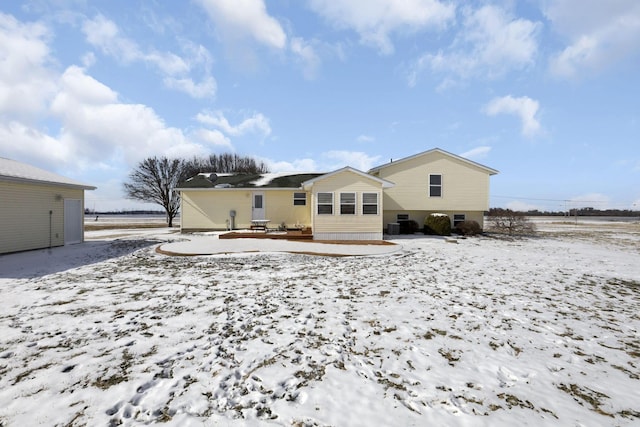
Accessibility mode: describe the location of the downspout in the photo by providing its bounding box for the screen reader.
[49,210,53,248]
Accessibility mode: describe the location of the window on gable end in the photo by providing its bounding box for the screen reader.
[429,174,442,197]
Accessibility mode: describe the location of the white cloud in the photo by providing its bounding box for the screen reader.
[409,5,540,86]
[144,51,190,76]
[82,14,191,74]
[164,76,216,99]
[196,110,271,138]
[0,13,57,120]
[290,37,321,80]
[0,59,211,172]
[309,0,455,54]
[264,158,319,173]
[356,135,375,143]
[0,121,70,168]
[194,129,233,150]
[545,0,640,78]
[483,95,541,137]
[82,14,140,63]
[196,0,286,49]
[196,1,332,79]
[460,146,491,160]
[323,150,381,171]
[262,150,382,173]
[54,64,118,105]
[49,66,208,165]
[81,14,215,98]
[81,51,96,67]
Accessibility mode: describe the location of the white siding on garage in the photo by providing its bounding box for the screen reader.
[0,181,85,254]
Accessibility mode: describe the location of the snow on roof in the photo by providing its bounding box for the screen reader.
[249,172,313,187]
[176,172,325,189]
[0,157,96,190]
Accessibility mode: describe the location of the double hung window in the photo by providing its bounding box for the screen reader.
[293,192,306,206]
[362,193,378,215]
[317,192,333,214]
[340,192,356,215]
[429,174,442,197]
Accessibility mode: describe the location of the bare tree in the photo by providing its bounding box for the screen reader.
[123,157,184,227]
[487,208,536,236]
[123,154,270,227]
[182,153,269,177]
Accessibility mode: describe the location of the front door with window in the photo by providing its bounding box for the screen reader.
[252,191,265,220]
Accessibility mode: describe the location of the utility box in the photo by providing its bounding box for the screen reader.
[387,223,400,235]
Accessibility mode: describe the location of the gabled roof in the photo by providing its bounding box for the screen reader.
[301,166,395,190]
[0,157,96,190]
[368,147,499,175]
[176,172,325,190]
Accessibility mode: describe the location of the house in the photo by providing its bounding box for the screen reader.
[176,148,498,240]
[0,158,96,254]
[368,148,499,230]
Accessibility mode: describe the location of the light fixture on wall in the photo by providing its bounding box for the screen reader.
[55,194,63,201]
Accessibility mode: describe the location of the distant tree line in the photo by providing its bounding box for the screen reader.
[123,153,269,227]
[84,209,166,215]
[498,208,640,217]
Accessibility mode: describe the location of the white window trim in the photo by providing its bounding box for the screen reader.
[293,192,306,206]
[453,214,466,227]
[362,192,379,215]
[317,192,334,215]
[429,174,442,197]
[340,192,356,215]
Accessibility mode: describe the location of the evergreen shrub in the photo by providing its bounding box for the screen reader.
[424,213,451,236]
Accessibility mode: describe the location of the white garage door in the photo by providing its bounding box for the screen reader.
[64,199,83,245]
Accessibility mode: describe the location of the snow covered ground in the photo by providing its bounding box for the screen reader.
[0,219,639,426]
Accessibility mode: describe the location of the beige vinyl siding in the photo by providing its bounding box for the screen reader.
[262,190,311,228]
[310,170,383,239]
[375,151,491,212]
[180,190,252,230]
[180,189,312,231]
[0,181,84,254]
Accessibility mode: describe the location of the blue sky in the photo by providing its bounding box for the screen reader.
[1,0,639,212]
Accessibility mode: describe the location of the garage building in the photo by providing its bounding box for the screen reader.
[0,157,96,254]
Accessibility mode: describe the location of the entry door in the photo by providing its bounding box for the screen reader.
[252,192,265,220]
[64,199,83,245]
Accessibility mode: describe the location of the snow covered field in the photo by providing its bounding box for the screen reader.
[0,219,639,426]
